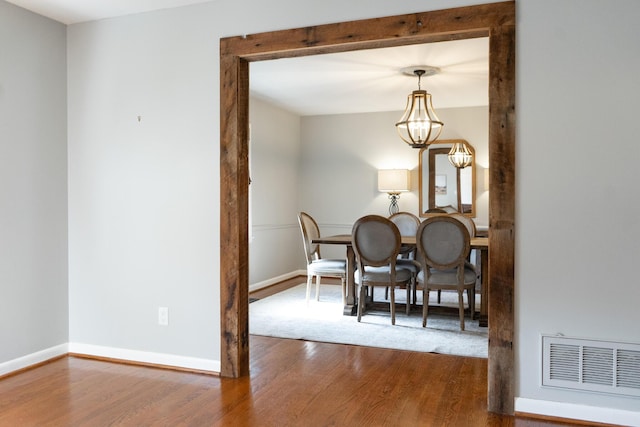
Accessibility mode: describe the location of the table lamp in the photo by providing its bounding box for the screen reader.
[378,169,410,215]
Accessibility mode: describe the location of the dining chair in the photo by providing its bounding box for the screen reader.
[388,211,421,260]
[425,208,447,213]
[415,215,477,331]
[449,213,476,238]
[388,211,422,303]
[352,215,412,325]
[297,212,347,304]
[436,212,478,303]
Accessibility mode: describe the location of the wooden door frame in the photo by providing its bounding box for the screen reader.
[220,1,515,414]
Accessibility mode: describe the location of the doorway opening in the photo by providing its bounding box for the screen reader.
[220,2,515,414]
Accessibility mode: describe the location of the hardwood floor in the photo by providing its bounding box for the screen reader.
[0,279,600,426]
[0,337,593,426]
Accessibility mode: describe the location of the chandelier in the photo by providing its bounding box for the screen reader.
[447,141,473,168]
[395,67,443,148]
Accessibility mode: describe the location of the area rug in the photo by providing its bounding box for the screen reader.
[250,283,487,358]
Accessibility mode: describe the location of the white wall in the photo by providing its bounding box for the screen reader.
[0,2,68,365]
[66,6,221,361]
[249,97,303,286]
[5,0,638,423]
[516,0,640,420]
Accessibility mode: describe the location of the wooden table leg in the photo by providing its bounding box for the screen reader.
[343,245,357,315]
[479,247,489,327]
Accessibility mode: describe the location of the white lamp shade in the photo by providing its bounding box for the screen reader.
[378,169,410,193]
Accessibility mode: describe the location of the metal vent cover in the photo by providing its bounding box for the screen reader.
[542,335,640,397]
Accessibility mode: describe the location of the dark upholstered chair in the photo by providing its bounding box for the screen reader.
[389,211,421,260]
[388,211,421,302]
[415,215,476,330]
[352,215,412,325]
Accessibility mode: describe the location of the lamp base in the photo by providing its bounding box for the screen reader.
[388,193,400,215]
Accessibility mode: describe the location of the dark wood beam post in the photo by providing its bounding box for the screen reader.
[219,53,250,377]
[488,22,516,414]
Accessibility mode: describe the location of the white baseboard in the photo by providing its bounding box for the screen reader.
[68,343,220,373]
[249,270,306,292]
[0,344,68,377]
[515,397,640,427]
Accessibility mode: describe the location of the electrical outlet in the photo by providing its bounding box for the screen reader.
[158,307,169,326]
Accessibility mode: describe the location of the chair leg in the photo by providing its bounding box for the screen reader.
[390,286,396,325]
[315,275,321,301]
[406,285,411,316]
[458,290,465,331]
[341,277,347,305]
[306,274,314,303]
[412,276,417,308]
[357,284,366,322]
[422,289,429,327]
[467,288,475,320]
[437,289,441,304]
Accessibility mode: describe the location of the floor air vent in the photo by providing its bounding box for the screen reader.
[542,335,640,397]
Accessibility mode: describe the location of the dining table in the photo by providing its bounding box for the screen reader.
[312,234,490,327]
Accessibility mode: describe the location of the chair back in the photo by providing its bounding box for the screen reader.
[416,215,470,270]
[389,211,421,259]
[298,212,321,263]
[425,208,447,213]
[352,215,401,269]
[449,213,476,238]
[388,212,420,237]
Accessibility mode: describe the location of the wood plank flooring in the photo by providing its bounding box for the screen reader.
[0,277,596,426]
[0,336,592,427]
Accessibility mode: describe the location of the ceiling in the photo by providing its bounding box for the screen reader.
[9,0,489,117]
[250,38,489,116]
[6,0,212,25]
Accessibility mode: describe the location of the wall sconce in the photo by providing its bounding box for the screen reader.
[378,169,410,215]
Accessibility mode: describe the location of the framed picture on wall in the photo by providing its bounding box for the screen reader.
[435,174,447,195]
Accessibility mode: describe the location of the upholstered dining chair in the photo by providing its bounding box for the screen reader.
[389,211,421,260]
[425,207,447,213]
[388,211,422,303]
[352,215,412,325]
[297,212,347,304]
[415,215,477,331]
[437,212,477,303]
[449,213,476,239]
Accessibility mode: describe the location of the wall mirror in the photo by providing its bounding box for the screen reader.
[419,139,476,218]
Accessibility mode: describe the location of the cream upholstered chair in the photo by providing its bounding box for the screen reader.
[352,215,412,325]
[415,215,477,331]
[297,212,347,303]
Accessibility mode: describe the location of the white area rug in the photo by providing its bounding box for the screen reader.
[250,283,487,358]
